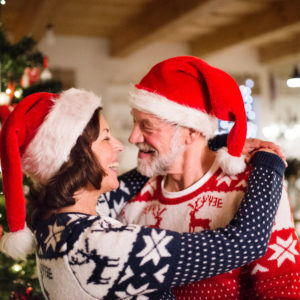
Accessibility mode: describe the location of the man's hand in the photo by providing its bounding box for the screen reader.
[243,138,287,166]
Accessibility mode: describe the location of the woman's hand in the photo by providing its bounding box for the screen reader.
[244,140,287,166]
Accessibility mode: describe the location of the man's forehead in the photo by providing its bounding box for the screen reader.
[130,108,164,123]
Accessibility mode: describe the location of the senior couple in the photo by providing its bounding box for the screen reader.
[0,56,299,299]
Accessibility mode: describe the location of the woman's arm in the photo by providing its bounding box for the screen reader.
[169,151,284,286]
[208,133,286,163]
[81,151,285,298]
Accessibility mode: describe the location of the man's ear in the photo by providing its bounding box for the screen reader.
[185,128,200,145]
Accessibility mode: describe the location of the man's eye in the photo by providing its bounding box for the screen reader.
[141,124,152,131]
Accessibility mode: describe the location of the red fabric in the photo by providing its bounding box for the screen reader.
[120,165,300,299]
[0,105,11,124]
[136,56,247,157]
[173,229,300,300]
[0,92,57,232]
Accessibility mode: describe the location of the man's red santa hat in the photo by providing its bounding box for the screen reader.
[129,56,247,175]
[0,88,102,260]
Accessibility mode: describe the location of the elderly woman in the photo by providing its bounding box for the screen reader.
[0,89,285,299]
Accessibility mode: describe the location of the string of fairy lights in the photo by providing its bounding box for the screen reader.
[218,78,257,138]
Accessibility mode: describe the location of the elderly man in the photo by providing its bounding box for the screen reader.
[100,56,300,299]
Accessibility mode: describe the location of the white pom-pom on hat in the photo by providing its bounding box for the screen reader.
[216,147,246,176]
[0,227,35,260]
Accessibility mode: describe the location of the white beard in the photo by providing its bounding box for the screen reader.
[137,127,186,177]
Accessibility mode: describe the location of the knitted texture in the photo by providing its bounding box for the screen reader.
[119,153,300,299]
[35,153,284,299]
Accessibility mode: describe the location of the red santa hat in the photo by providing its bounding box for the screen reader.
[129,56,247,175]
[0,88,102,260]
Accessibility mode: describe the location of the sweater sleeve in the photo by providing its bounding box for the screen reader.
[96,169,149,218]
[240,188,300,299]
[74,151,286,299]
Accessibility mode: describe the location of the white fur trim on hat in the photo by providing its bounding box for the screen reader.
[216,147,246,175]
[0,226,35,260]
[129,88,217,139]
[22,88,102,185]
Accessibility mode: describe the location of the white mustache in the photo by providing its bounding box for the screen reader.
[136,143,156,152]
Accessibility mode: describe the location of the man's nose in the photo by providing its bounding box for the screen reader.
[128,125,144,144]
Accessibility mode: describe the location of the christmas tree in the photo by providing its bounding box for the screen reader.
[0,22,62,114]
[0,22,62,300]
[0,191,43,300]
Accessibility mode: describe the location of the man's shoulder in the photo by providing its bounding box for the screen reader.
[128,176,162,203]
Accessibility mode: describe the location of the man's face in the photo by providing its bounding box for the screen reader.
[129,109,185,177]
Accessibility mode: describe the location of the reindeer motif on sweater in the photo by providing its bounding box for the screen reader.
[188,198,211,232]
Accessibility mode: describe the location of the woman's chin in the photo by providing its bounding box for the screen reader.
[101,171,119,192]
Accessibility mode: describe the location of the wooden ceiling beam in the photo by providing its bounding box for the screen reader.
[9,0,43,41]
[191,0,300,57]
[110,0,235,57]
[12,0,67,42]
[259,35,300,64]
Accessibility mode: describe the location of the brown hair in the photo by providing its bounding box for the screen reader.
[26,108,105,229]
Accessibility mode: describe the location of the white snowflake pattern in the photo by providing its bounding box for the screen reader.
[137,229,173,266]
[115,283,153,299]
[44,222,65,252]
[216,173,237,187]
[141,179,157,196]
[268,234,300,267]
[154,265,170,283]
[119,266,134,284]
[251,263,269,275]
[119,180,131,195]
[110,196,126,217]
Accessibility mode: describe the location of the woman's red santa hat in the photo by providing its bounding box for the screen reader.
[0,88,102,260]
[129,56,247,175]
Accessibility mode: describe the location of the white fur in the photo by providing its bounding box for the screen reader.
[22,88,102,185]
[129,88,217,139]
[0,226,35,260]
[216,147,246,175]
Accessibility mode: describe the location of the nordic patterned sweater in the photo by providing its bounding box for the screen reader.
[35,152,284,300]
[118,152,300,299]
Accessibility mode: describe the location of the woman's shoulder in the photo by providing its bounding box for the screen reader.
[34,213,99,258]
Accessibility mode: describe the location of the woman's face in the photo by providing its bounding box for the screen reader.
[91,114,124,193]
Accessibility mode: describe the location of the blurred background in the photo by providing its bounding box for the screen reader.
[0,0,299,298]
